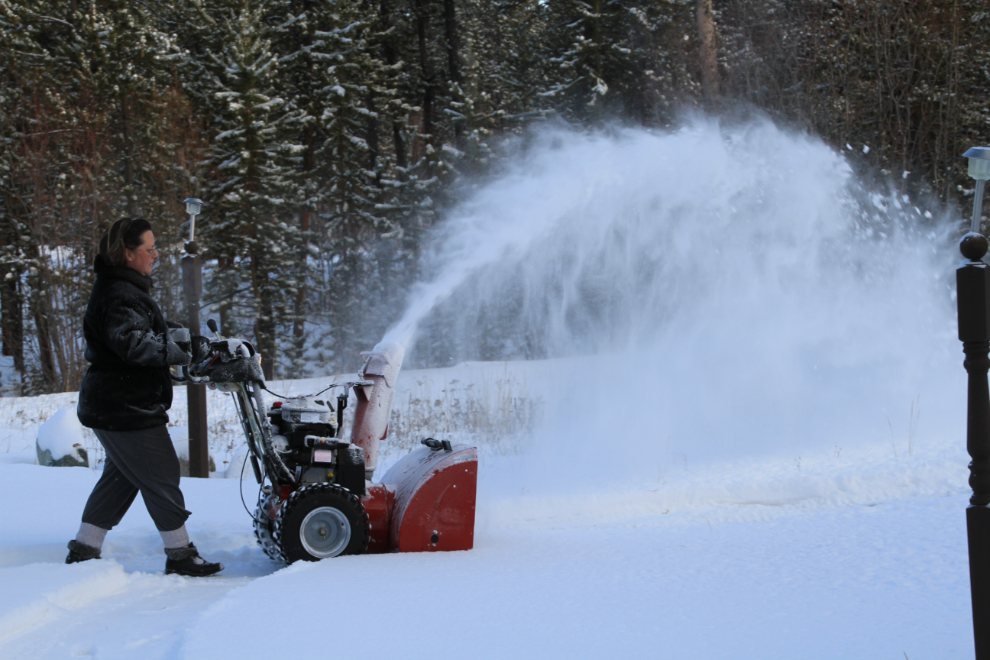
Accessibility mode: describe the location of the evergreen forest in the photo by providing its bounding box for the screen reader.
[1,0,989,394]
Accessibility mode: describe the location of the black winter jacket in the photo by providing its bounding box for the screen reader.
[77,256,190,431]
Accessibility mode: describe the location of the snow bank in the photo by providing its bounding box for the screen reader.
[480,438,970,532]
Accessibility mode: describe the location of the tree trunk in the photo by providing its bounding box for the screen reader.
[118,90,136,217]
[442,0,463,148]
[252,247,276,381]
[1,271,25,374]
[217,256,233,337]
[293,211,310,344]
[414,0,435,146]
[32,291,59,392]
[378,0,408,172]
[696,0,718,109]
[443,0,461,86]
[367,94,381,176]
[294,128,315,344]
[24,239,60,392]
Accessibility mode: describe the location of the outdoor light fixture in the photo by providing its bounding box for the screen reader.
[180,196,208,476]
[183,197,203,242]
[963,147,990,233]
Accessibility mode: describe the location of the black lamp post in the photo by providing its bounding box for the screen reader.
[181,197,209,478]
[958,146,990,660]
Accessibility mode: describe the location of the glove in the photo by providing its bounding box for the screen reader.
[191,335,211,364]
[166,324,193,367]
[168,326,192,351]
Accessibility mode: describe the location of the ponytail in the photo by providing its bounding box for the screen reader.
[99,218,152,266]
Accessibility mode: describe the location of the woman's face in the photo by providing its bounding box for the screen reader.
[125,230,157,276]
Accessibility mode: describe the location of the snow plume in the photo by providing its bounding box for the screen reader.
[384,118,962,492]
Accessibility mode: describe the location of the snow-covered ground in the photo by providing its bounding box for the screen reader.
[0,360,977,659]
[1,121,978,658]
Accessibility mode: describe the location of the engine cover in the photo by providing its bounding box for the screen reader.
[267,397,337,448]
[266,397,365,495]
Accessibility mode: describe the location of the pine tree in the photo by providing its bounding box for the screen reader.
[540,0,674,125]
[311,0,403,371]
[200,3,303,379]
[440,0,555,178]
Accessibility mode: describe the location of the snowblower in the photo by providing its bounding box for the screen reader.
[175,321,478,563]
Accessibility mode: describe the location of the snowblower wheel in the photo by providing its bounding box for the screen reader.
[274,483,370,562]
[253,494,283,561]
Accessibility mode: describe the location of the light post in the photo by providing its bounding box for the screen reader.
[181,198,209,478]
[958,147,990,660]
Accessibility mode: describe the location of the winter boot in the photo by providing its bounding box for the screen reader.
[164,543,224,577]
[66,540,102,564]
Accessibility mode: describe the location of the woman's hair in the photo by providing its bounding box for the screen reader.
[99,218,152,266]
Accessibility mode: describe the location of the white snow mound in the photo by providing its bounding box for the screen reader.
[36,407,87,463]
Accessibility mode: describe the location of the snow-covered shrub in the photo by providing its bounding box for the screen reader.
[36,408,88,467]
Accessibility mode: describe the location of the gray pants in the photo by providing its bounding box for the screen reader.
[82,425,191,532]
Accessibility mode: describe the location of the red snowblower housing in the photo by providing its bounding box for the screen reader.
[185,333,478,563]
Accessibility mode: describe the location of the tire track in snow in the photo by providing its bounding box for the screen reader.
[0,547,280,659]
[0,561,130,643]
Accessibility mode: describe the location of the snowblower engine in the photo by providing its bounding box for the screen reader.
[265,397,366,494]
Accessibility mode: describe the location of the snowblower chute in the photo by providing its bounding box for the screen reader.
[180,329,478,563]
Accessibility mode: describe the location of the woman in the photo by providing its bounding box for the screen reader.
[68,217,222,577]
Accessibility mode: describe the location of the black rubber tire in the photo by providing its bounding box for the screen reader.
[274,483,370,563]
[253,494,284,561]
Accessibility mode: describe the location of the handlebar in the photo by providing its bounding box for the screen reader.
[169,362,214,385]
